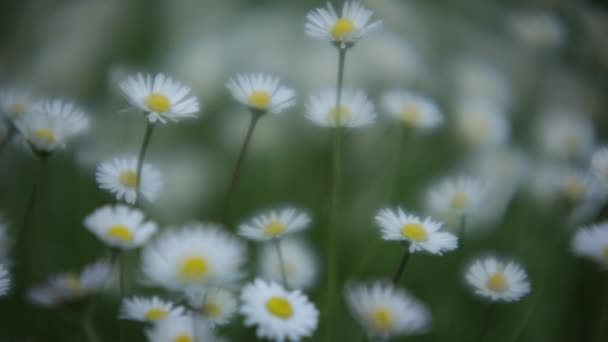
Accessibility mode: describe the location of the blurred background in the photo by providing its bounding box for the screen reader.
[1,0,608,340]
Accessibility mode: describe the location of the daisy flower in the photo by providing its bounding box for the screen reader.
[258,239,318,289]
[381,91,443,130]
[465,256,531,302]
[226,73,296,115]
[238,207,311,241]
[186,287,238,326]
[146,316,215,342]
[305,88,376,128]
[375,208,457,255]
[426,176,487,222]
[141,223,246,291]
[0,88,32,120]
[16,99,88,154]
[0,264,10,296]
[305,1,381,48]
[572,222,608,267]
[345,281,430,339]
[83,204,157,249]
[119,73,200,123]
[96,156,163,204]
[240,278,319,342]
[536,110,594,162]
[555,168,592,205]
[591,147,608,189]
[508,11,566,49]
[120,296,185,323]
[454,100,510,148]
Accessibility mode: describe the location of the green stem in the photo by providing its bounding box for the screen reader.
[134,121,155,207]
[391,242,411,284]
[444,214,468,337]
[273,239,288,288]
[83,301,101,342]
[478,304,496,342]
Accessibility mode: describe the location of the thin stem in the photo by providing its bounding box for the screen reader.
[444,214,468,337]
[134,121,155,207]
[83,301,101,342]
[273,239,288,288]
[119,252,126,296]
[220,113,261,225]
[478,304,496,342]
[335,48,347,113]
[392,242,411,284]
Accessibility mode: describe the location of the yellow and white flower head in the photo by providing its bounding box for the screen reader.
[555,167,592,205]
[0,264,10,296]
[536,110,594,162]
[381,91,443,130]
[240,278,319,342]
[16,99,88,154]
[305,88,377,128]
[119,296,185,323]
[0,88,32,120]
[305,1,382,48]
[572,223,608,267]
[141,223,246,291]
[258,238,318,289]
[239,207,311,241]
[591,147,608,189]
[426,176,487,223]
[119,73,200,123]
[465,256,531,302]
[450,61,511,110]
[96,156,162,205]
[345,281,430,339]
[226,73,296,115]
[84,205,157,250]
[146,316,200,342]
[375,208,458,255]
[186,287,238,326]
[454,100,510,148]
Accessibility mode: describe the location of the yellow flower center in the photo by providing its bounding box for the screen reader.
[400,104,421,126]
[35,129,56,144]
[145,308,168,321]
[145,92,171,112]
[106,225,134,242]
[179,256,209,281]
[451,191,470,210]
[10,103,25,114]
[486,272,508,292]
[266,296,293,319]
[563,178,584,202]
[204,302,222,318]
[66,274,80,291]
[330,105,351,125]
[173,335,192,342]
[248,90,271,109]
[119,171,138,188]
[263,221,287,237]
[370,308,393,330]
[400,223,428,242]
[331,18,355,40]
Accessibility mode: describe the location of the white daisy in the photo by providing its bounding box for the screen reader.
[0,88,32,120]
[119,296,185,322]
[305,1,381,48]
[536,109,594,162]
[15,99,88,154]
[591,147,608,189]
[258,238,318,289]
[186,287,238,326]
[555,168,592,205]
[240,278,319,342]
[374,208,457,255]
[465,256,531,302]
[146,316,213,342]
[96,156,163,204]
[239,207,311,241]
[305,88,376,128]
[119,73,200,123]
[454,100,510,148]
[381,91,443,130]
[226,73,296,115]
[83,205,157,249]
[426,176,487,223]
[572,222,608,267]
[0,264,10,296]
[345,281,430,339]
[508,11,566,49]
[141,223,246,291]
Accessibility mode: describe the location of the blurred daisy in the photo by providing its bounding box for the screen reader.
[305,1,381,48]
[141,223,246,291]
[96,156,163,204]
[345,281,430,339]
[240,278,319,342]
[16,99,88,154]
[146,316,204,342]
[239,207,310,241]
[226,73,296,115]
[572,223,608,267]
[536,110,594,162]
[454,100,510,148]
[305,88,376,128]
[0,88,32,120]
[84,204,157,249]
[465,257,531,302]
[375,208,457,255]
[426,176,487,222]
[450,61,511,110]
[186,287,238,326]
[555,168,592,205]
[120,296,185,322]
[258,239,318,289]
[119,73,200,123]
[591,147,608,189]
[0,264,10,296]
[508,11,566,49]
[381,91,443,130]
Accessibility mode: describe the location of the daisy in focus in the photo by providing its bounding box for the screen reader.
[226,73,296,115]
[305,88,376,128]
[305,1,381,48]
[141,223,246,291]
[345,281,430,339]
[119,73,200,123]
[572,222,608,267]
[120,296,185,323]
[240,278,319,342]
[381,91,443,130]
[375,208,457,255]
[96,156,162,204]
[258,238,318,289]
[186,287,238,326]
[0,88,32,120]
[239,207,311,241]
[0,264,10,296]
[426,176,487,224]
[465,256,531,302]
[84,204,157,249]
